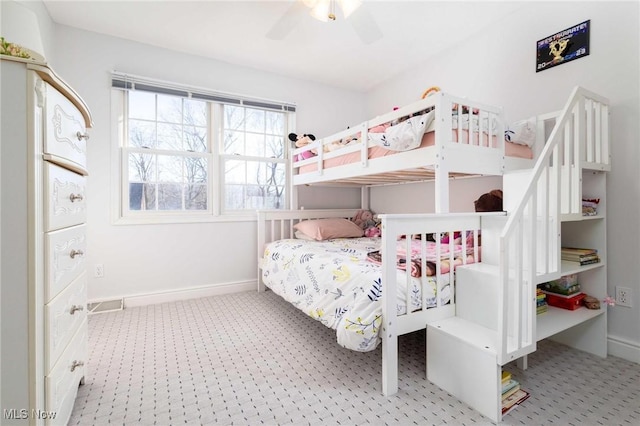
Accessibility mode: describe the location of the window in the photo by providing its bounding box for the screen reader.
[222,105,287,210]
[112,73,295,223]
[127,91,209,212]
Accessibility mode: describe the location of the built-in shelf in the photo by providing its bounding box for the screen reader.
[560,259,605,276]
[561,213,605,222]
[536,305,606,341]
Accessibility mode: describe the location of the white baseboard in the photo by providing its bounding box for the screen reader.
[607,334,640,363]
[121,280,257,308]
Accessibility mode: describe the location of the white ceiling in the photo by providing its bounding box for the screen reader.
[43,0,527,92]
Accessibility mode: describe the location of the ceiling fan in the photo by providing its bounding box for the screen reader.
[266,0,383,45]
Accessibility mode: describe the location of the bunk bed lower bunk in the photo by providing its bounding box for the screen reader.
[257,208,495,396]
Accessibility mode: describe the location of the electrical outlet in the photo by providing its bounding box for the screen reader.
[615,286,632,308]
[94,264,104,278]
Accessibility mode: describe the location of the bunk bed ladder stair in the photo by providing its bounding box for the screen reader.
[425,86,610,423]
[426,212,520,422]
[427,261,507,423]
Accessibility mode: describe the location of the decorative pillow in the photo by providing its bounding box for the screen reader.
[506,117,536,147]
[294,218,364,241]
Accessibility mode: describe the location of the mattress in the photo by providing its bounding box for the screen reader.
[261,237,453,352]
[299,128,533,174]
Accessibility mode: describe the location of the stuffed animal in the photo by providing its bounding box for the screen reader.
[289,133,317,161]
[324,139,346,152]
[421,86,441,99]
[352,209,375,229]
[474,189,503,212]
[353,209,381,237]
[364,226,381,238]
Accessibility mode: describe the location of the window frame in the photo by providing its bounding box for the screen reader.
[110,74,296,225]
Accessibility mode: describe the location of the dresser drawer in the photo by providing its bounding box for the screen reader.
[45,273,87,373]
[45,322,87,426]
[45,224,86,302]
[44,161,86,232]
[44,82,88,171]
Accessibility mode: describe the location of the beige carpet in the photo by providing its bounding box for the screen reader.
[70,290,640,425]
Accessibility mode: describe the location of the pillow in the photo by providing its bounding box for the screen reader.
[294,230,316,240]
[294,218,364,241]
[506,117,536,147]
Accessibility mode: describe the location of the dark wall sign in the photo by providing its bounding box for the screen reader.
[536,20,590,72]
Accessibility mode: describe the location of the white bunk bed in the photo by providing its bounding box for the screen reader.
[291,91,534,211]
[257,87,610,423]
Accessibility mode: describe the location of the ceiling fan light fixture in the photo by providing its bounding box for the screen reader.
[309,0,332,22]
[337,0,362,18]
[308,0,361,22]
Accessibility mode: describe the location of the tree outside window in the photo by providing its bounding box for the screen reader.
[122,90,290,217]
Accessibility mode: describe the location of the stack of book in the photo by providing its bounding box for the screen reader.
[501,371,530,415]
[541,273,581,296]
[541,273,586,310]
[561,247,600,266]
[536,287,548,315]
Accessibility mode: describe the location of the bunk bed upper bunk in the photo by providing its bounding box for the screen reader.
[291,91,536,188]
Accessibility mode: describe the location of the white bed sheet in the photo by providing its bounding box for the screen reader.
[261,237,450,352]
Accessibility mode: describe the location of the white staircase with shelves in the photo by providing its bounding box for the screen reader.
[426,87,610,422]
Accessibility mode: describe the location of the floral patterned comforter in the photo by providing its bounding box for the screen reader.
[261,237,450,352]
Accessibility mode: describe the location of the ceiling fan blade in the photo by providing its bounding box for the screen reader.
[349,6,382,45]
[266,0,308,40]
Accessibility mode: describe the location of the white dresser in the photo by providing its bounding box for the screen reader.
[1,56,92,425]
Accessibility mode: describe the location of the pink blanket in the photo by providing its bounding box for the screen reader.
[367,239,476,277]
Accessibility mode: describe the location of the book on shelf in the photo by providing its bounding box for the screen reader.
[561,247,597,256]
[573,257,600,266]
[561,248,600,265]
[502,378,519,394]
[562,253,599,262]
[502,389,530,415]
[536,287,548,314]
[542,283,581,296]
[502,383,521,401]
[501,371,511,385]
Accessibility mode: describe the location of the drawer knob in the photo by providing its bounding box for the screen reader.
[70,305,84,315]
[69,193,84,202]
[70,360,84,372]
[76,131,90,141]
[69,249,84,259]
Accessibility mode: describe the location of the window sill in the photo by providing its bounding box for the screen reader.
[113,213,257,226]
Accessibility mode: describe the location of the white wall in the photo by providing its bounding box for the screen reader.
[25,0,639,360]
[366,1,640,359]
[50,25,363,304]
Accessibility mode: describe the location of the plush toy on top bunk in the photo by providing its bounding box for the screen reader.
[289,133,317,161]
[290,132,352,161]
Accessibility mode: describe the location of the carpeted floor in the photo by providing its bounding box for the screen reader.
[69,290,640,425]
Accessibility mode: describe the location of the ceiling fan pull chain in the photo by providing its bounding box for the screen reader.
[329,0,336,21]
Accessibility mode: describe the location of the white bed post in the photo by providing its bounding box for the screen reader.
[435,92,450,213]
[290,162,299,210]
[257,211,267,292]
[361,187,369,210]
[434,167,450,213]
[381,217,398,395]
